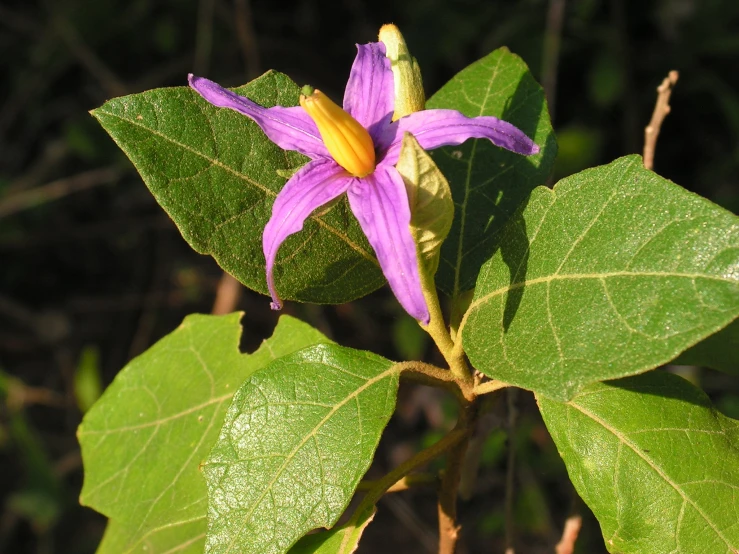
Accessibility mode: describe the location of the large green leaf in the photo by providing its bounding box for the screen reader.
[538,371,739,553]
[203,344,399,554]
[462,155,739,400]
[427,47,557,297]
[92,71,383,304]
[78,313,330,553]
[672,319,739,375]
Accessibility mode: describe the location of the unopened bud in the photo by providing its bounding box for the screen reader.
[379,24,425,120]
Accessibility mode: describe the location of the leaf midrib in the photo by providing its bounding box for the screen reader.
[569,401,734,550]
[450,52,505,299]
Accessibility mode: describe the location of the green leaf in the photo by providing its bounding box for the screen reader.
[427,46,557,297]
[203,344,399,554]
[396,132,454,275]
[538,371,739,553]
[96,518,206,554]
[288,506,375,554]
[463,155,739,400]
[78,313,330,553]
[672,318,739,375]
[91,71,383,304]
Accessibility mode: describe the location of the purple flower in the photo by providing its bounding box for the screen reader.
[189,42,539,325]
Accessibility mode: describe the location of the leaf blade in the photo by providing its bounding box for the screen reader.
[78,313,330,553]
[203,345,399,554]
[288,506,375,554]
[91,71,383,304]
[538,371,739,553]
[462,155,739,399]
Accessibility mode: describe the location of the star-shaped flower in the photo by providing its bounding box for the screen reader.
[189,42,539,325]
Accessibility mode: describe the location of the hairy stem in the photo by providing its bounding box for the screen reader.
[474,379,509,396]
[397,361,474,403]
[449,289,473,343]
[420,273,473,386]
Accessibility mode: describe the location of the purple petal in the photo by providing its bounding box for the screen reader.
[189,74,330,159]
[263,158,352,310]
[342,43,394,142]
[346,166,430,324]
[378,109,540,164]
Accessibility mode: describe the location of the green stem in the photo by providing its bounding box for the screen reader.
[449,289,474,343]
[473,379,509,396]
[351,426,468,523]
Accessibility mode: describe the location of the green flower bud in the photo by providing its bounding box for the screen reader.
[379,24,425,120]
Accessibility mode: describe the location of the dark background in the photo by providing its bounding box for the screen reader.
[1,0,737,552]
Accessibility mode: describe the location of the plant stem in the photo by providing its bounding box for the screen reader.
[643,71,679,170]
[357,472,437,493]
[473,379,509,396]
[541,0,566,123]
[449,289,473,342]
[504,388,519,553]
[352,427,468,522]
[438,402,476,554]
[397,361,474,403]
[420,272,473,386]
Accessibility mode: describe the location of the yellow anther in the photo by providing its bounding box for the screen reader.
[300,89,376,177]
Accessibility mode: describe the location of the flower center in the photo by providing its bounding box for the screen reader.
[300,89,376,177]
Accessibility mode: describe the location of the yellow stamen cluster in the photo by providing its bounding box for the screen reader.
[300,90,376,178]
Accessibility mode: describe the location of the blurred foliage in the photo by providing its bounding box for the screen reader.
[0,0,737,552]
[73,346,102,414]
